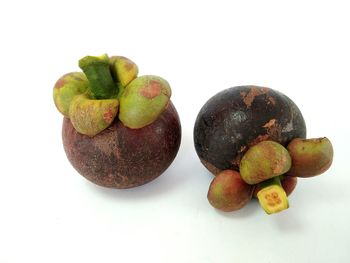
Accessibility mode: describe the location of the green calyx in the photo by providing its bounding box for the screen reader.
[53,72,89,117]
[240,141,292,184]
[53,53,171,134]
[109,56,138,88]
[69,94,119,136]
[119,75,172,129]
[78,54,119,99]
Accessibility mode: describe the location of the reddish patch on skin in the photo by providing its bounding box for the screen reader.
[55,73,83,89]
[54,77,66,89]
[103,108,114,124]
[139,80,161,99]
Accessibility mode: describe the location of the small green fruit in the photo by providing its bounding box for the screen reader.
[207,170,254,212]
[240,140,292,184]
[119,75,171,129]
[287,137,333,177]
[69,94,119,136]
[53,72,88,116]
[110,56,138,87]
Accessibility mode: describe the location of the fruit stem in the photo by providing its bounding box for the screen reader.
[79,54,118,99]
[256,176,289,215]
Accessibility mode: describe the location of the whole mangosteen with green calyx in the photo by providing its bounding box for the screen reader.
[53,54,181,189]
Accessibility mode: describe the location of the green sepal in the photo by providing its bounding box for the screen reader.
[69,94,119,136]
[53,72,88,116]
[109,56,138,87]
[119,75,171,129]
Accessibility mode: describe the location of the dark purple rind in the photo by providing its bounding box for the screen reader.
[194,86,306,174]
[62,101,181,189]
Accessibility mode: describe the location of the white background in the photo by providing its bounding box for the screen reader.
[1,0,349,262]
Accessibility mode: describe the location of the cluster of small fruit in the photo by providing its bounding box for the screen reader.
[207,138,333,214]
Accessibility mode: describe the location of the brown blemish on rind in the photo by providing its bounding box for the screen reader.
[54,76,66,89]
[54,73,85,89]
[103,108,115,124]
[263,119,276,128]
[139,80,162,99]
[249,134,270,147]
[272,154,287,175]
[241,86,269,107]
[262,119,282,141]
[268,96,276,105]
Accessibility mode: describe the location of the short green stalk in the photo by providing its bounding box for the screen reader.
[256,176,289,215]
[79,54,118,99]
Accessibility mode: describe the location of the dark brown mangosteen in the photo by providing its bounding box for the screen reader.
[193,86,306,175]
[62,102,181,188]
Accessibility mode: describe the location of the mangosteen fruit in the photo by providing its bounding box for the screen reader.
[54,54,181,188]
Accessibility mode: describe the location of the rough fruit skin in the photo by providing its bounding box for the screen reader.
[287,137,333,177]
[62,102,181,188]
[240,141,292,184]
[194,86,306,174]
[207,170,254,212]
